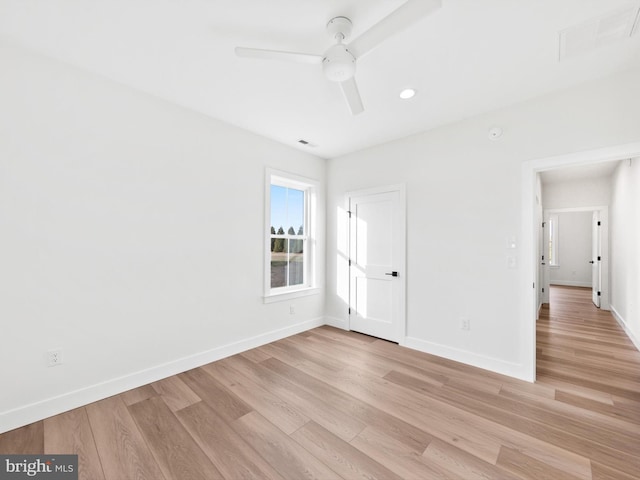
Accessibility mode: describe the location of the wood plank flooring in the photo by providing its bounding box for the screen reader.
[1,285,639,479]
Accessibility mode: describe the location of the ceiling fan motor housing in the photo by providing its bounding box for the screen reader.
[323,44,356,82]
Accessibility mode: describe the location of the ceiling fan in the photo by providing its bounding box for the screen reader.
[235,0,442,115]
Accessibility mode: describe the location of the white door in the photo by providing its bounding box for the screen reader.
[349,187,405,342]
[591,212,601,308]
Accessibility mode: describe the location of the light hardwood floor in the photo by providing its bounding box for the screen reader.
[1,285,639,479]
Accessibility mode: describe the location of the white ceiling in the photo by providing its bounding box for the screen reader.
[1,0,639,158]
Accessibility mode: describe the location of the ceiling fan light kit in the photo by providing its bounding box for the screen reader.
[234,0,442,115]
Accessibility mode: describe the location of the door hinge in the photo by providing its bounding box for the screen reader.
[542,222,546,227]
[542,287,545,293]
[348,307,351,315]
[597,256,601,261]
[533,282,535,289]
[347,210,352,218]
[597,221,601,226]
[348,259,352,266]
[598,291,601,296]
[541,255,545,260]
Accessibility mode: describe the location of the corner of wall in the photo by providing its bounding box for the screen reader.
[610,306,640,352]
[323,316,348,330]
[403,336,532,382]
[0,317,324,435]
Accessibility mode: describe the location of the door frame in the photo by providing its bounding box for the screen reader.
[541,206,609,309]
[592,210,601,308]
[346,184,407,344]
[539,215,549,308]
[522,141,640,382]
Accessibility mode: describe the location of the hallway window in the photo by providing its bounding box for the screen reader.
[549,214,559,266]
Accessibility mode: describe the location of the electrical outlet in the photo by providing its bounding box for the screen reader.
[47,349,63,367]
[289,304,295,315]
[460,318,470,331]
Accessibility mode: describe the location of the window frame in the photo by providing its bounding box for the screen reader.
[264,169,318,302]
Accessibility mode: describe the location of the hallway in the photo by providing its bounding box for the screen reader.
[536,285,640,477]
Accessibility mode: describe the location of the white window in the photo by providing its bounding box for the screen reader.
[548,214,559,266]
[264,169,317,301]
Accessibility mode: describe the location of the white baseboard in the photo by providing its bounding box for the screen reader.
[549,281,592,288]
[403,336,531,382]
[610,305,640,352]
[324,315,348,330]
[0,317,324,434]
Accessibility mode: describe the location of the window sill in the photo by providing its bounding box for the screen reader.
[263,287,320,304]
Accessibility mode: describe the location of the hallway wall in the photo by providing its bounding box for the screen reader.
[610,157,640,349]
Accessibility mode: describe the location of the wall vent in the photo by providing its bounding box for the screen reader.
[559,5,640,60]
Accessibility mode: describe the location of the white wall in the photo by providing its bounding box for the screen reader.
[0,42,326,433]
[548,212,592,287]
[543,177,611,209]
[610,158,640,349]
[326,68,640,380]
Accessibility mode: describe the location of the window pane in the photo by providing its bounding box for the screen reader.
[270,250,287,288]
[288,188,305,235]
[270,185,287,234]
[271,185,304,236]
[271,240,305,288]
[288,240,304,286]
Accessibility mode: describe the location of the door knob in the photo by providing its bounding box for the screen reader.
[589,260,595,264]
[385,271,398,277]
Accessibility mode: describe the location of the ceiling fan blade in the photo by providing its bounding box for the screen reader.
[340,77,364,115]
[235,47,323,64]
[348,0,442,59]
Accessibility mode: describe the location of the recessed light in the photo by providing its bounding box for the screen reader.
[399,88,416,100]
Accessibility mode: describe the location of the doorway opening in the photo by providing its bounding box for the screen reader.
[540,206,609,313]
[521,141,640,382]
